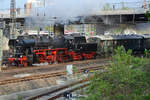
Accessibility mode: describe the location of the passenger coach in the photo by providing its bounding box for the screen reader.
[87,34,143,56]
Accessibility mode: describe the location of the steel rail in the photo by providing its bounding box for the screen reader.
[0,64,109,86]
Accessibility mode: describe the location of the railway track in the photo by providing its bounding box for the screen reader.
[2,58,110,71]
[0,58,111,81]
[0,64,109,86]
[25,65,106,100]
[26,79,89,100]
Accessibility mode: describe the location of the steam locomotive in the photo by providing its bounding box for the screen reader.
[8,34,97,66]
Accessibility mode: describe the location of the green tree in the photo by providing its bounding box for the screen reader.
[121,2,130,10]
[103,3,112,11]
[146,4,150,21]
[82,46,150,100]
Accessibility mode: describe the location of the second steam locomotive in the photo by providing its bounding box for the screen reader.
[8,34,97,66]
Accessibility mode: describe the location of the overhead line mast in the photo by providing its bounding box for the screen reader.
[10,0,16,39]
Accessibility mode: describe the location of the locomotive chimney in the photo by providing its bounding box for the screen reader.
[54,24,64,36]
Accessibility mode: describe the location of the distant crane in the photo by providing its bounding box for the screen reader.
[10,0,16,39]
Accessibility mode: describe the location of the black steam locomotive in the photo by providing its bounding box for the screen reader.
[8,34,97,66]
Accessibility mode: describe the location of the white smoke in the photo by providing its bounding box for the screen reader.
[35,0,103,17]
[25,0,105,27]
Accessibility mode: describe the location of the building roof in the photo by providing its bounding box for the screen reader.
[89,34,142,40]
[140,34,150,39]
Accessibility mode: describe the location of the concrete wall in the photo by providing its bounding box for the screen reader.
[99,23,150,35]
[64,24,96,36]
[64,23,150,36]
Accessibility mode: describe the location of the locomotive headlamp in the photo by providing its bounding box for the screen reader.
[20,55,23,58]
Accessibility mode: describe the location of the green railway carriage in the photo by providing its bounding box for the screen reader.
[87,34,142,56]
[140,34,150,50]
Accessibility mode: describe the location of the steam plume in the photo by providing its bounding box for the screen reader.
[25,0,105,28]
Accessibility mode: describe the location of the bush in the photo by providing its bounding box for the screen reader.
[144,49,150,58]
[83,46,150,100]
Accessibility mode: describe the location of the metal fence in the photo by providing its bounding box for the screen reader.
[107,1,150,10]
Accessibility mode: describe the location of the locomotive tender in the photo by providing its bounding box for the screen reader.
[8,34,97,66]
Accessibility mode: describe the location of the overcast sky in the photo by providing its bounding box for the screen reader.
[0,0,144,9]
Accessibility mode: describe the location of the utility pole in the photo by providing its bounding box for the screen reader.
[0,29,3,72]
[10,0,16,39]
[0,20,4,72]
[9,0,16,60]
